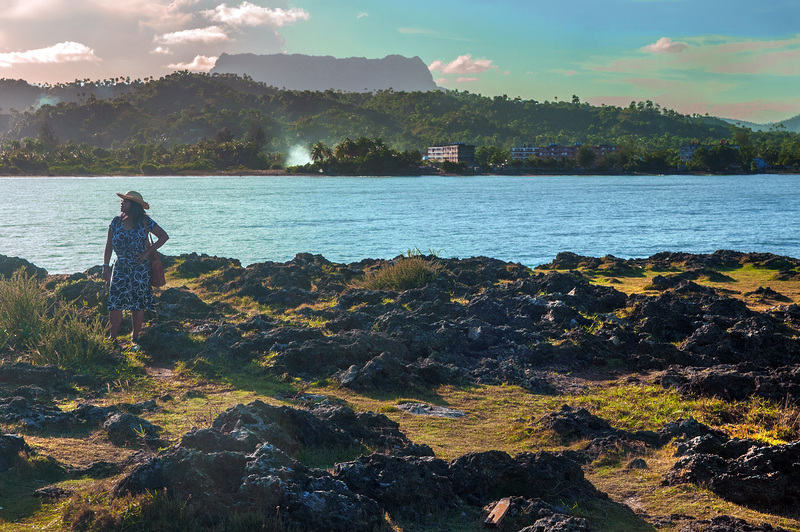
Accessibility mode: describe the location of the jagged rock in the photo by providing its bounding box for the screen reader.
[538,405,617,442]
[448,451,603,506]
[0,433,30,471]
[173,252,241,278]
[53,278,106,307]
[0,254,47,279]
[677,515,792,531]
[0,362,92,390]
[665,441,800,509]
[333,453,457,520]
[12,385,50,402]
[0,395,72,430]
[333,351,413,390]
[537,405,660,454]
[657,418,727,443]
[519,514,589,531]
[269,330,410,377]
[34,486,73,499]
[657,364,800,403]
[485,497,577,532]
[395,402,465,418]
[103,412,163,447]
[136,322,197,359]
[156,287,216,321]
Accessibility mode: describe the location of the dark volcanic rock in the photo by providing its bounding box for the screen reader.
[677,515,792,532]
[0,254,47,278]
[486,496,586,532]
[333,453,456,520]
[665,439,800,510]
[113,400,610,530]
[0,362,92,390]
[657,364,800,403]
[156,286,217,321]
[103,412,163,447]
[270,330,410,378]
[173,252,241,278]
[448,450,603,505]
[0,433,30,471]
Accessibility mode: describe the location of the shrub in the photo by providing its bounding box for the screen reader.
[0,269,112,368]
[353,256,444,291]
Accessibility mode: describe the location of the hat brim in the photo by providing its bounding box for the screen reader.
[117,193,150,209]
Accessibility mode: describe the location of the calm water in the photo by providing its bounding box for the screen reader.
[1,174,799,274]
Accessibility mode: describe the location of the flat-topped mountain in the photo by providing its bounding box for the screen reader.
[211,53,440,92]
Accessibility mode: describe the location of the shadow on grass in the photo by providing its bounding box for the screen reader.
[0,454,65,523]
[573,497,657,532]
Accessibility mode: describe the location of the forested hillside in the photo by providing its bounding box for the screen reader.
[1,71,800,174]
[0,72,747,151]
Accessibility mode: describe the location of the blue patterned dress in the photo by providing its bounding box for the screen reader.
[108,216,158,311]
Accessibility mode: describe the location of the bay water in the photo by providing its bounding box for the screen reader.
[1,174,798,274]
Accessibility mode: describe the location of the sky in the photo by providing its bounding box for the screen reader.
[1,0,799,123]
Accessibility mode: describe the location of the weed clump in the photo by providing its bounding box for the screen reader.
[352,256,444,292]
[0,269,112,368]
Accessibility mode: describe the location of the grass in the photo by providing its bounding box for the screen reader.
[351,256,444,291]
[567,261,800,312]
[0,269,113,370]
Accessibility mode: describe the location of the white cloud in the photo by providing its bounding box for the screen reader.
[455,77,479,83]
[429,54,496,74]
[167,54,217,71]
[201,2,309,28]
[152,46,172,55]
[357,12,368,18]
[155,25,229,45]
[643,37,689,54]
[0,41,99,68]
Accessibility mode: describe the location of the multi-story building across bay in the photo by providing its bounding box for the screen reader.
[427,142,476,163]
[511,143,617,161]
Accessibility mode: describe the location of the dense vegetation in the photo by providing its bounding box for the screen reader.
[1,71,800,174]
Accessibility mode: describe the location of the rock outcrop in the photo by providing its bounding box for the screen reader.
[211,53,440,92]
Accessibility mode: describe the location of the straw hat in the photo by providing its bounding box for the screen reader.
[117,191,150,209]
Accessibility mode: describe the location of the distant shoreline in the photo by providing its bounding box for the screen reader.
[1,169,798,178]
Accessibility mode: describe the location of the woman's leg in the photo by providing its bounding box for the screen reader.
[132,310,145,341]
[109,310,123,339]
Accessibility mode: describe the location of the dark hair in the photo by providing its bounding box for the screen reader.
[126,201,147,228]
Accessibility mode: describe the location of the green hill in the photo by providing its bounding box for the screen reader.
[0,72,737,152]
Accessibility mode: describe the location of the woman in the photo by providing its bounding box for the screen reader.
[102,191,169,342]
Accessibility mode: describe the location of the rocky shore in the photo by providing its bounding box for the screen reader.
[1,250,799,531]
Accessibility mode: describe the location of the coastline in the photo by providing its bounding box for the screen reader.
[1,167,799,178]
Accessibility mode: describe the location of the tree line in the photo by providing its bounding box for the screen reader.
[1,71,799,174]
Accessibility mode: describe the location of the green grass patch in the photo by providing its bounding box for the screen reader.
[0,269,114,370]
[294,442,371,469]
[351,256,444,291]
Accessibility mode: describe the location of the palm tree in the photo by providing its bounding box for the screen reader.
[310,141,332,163]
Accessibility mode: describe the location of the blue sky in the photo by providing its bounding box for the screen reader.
[1,0,798,123]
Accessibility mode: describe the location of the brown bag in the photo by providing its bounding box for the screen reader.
[147,220,166,288]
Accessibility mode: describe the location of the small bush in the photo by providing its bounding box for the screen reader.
[353,257,444,291]
[0,269,112,368]
[0,269,51,349]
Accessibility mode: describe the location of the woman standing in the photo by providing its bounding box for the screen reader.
[102,191,169,342]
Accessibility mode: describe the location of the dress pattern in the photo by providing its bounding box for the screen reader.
[108,216,157,311]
